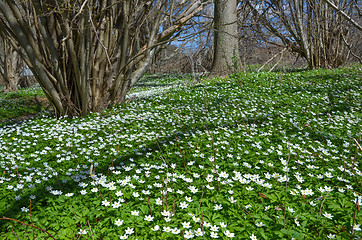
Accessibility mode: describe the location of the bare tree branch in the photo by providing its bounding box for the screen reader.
[323,0,362,31]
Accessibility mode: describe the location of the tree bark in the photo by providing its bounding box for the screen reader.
[0,39,21,93]
[211,0,241,77]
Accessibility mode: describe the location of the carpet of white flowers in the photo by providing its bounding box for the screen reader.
[0,69,361,239]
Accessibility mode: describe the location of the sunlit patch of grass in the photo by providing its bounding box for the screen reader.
[0,85,48,123]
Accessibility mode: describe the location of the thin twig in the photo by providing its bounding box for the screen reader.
[10,226,20,240]
[319,186,338,215]
[147,197,155,226]
[0,217,56,240]
[268,50,286,73]
[156,137,171,167]
[238,203,255,223]
[70,205,81,221]
[29,199,35,240]
[89,11,112,66]
[350,197,359,239]
[258,48,287,72]
[96,183,105,201]
[87,220,95,240]
[200,210,205,240]
[61,0,89,42]
[353,138,362,151]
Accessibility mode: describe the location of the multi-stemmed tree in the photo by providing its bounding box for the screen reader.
[0,0,210,117]
[245,0,361,69]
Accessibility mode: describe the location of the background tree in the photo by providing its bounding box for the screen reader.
[0,38,22,92]
[0,0,210,117]
[323,0,362,31]
[245,0,361,69]
[210,0,241,76]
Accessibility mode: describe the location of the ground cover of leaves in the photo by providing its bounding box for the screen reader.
[0,68,361,239]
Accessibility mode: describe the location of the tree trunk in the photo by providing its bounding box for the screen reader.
[0,39,21,93]
[211,0,241,77]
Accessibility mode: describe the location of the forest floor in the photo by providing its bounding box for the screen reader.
[0,66,361,239]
